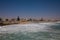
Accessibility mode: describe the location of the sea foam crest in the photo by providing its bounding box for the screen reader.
[0,23,56,33]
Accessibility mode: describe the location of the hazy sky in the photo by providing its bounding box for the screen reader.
[0,0,60,19]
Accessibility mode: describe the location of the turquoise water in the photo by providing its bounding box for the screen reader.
[0,23,60,40]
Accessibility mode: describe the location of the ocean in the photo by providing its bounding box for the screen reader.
[0,22,60,40]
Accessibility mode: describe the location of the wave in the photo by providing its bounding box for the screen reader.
[0,22,58,33]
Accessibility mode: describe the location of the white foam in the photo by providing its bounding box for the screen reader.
[0,22,56,33]
[0,27,2,29]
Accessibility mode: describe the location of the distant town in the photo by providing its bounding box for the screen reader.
[0,16,60,26]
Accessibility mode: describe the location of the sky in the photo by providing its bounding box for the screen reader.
[0,0,60,19]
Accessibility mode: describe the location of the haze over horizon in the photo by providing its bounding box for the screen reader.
[0,0,60,19]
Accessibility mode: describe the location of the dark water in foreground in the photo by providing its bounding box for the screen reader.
[0,23,60,40]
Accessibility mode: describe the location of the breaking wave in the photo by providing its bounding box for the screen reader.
[0,22,60,40]
[0,22,56,33]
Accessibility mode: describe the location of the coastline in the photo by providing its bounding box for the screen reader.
[0,21,60,26]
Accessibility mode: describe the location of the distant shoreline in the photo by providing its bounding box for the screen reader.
[0,16,60,26]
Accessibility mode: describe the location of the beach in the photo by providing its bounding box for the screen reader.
[0,19,59,26]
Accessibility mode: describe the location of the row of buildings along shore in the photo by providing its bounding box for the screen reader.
[0,16,60,26]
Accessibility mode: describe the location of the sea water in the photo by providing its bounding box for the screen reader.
[0,22,60,40]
